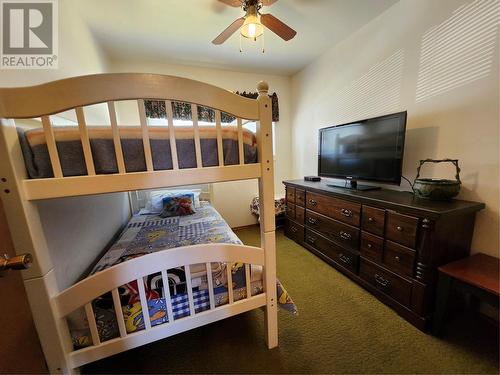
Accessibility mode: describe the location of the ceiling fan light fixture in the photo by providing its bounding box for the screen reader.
[240,7,264,39]
[213,0,296,48]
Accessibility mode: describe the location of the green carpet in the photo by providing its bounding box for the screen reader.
[85,227,499,374]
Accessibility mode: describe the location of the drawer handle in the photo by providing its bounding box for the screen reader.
[394,255,401,262]
[307,217,318,225]
[374,273,390,288]
[340,231,352,240]
[367,243,373,249]
[368,217,374,222]
[308,199,317,206]
[341,208,353,217]
[307,236,316,244]
[339,254,351,264]
[396,226,404,232]
[290,226,298,233]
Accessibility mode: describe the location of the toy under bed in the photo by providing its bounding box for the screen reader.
[68,202,296,348]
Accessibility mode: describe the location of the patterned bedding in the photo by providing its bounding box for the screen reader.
[69,202,296,348]
[250,195,286,217]
[18,126,258,179]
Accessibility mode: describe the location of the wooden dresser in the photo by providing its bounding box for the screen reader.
[283,179,485,330]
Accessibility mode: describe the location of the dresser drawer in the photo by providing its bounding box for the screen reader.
[383,240,415,278]
[296,206,305,224]
[386,212,419,248]
[286,187,295,204]
[285,219,304,243]
[361,206,385,236]
[360,231,383,262]
[285,204,295,220]
[296,189,305,207]
[305,230,358,274]
[306,192,361,226]
[305,210,359,252]
[359,258,412,307]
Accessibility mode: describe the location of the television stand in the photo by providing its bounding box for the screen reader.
[326,180,381,191]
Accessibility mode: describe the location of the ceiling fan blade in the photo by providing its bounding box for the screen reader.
[217,0,243,7]
[212,17,245,45]
[260,13,297,41]
[261,0,278,6]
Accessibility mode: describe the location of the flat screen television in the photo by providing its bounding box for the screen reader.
[318,111,407,190]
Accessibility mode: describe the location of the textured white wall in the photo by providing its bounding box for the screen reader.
[290,0,499,256]
[36,193,130,289]
[107,58,293,228]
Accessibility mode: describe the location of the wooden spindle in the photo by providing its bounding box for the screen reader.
[226,263,234,304]
[41,116,63,178]
[215,110,224,166]
[245,263,252,299]
[111,288,127,337]
[84,303,101,346]
[107,101,126,174]
[184,265,196,316]
[237,118,244,165]
[191,104,202,168]
[205,262,215,310]
[160,270,174,323]
[165,100,179,170]
[75,107,95,175]
[136,278,152,330]
[137,99,154,171]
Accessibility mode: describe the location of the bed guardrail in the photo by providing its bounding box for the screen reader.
[0,73,268,200]
[54,243,266,368]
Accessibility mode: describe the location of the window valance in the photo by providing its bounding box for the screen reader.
[145,91,279,123]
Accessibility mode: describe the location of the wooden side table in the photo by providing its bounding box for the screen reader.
[432,253,500,336]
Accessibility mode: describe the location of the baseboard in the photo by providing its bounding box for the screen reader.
[232,224,260,231]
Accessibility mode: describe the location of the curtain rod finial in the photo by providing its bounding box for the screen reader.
[257,81,269,94]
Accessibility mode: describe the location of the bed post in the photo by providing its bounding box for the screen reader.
[0,119,73,373]
[256,81,278,349]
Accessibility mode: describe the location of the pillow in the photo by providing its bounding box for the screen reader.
[145,189,201,213]
[159,194,196,218]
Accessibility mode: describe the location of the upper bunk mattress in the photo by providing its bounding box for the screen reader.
[18,125,258,179]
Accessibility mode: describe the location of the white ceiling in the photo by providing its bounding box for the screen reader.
[75,0,398,75]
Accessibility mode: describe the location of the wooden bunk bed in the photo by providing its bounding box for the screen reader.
[0,74,278,373]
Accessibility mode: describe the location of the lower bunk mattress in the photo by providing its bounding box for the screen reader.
[69,202,296,348]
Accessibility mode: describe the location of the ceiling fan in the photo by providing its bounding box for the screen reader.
[212,0,297,46]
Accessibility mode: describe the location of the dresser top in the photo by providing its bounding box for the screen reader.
[283,179,485,219]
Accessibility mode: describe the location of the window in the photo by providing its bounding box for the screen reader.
[242,121,276,156]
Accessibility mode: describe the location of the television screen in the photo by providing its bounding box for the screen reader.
[318,111,407,185]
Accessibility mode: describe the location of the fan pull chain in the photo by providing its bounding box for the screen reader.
[239,33,243,53]
[261,32,265,53]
